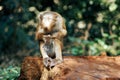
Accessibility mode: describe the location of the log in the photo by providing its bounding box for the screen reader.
[18,56,120,80]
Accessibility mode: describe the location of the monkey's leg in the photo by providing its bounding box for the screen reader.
[40,42,52,67]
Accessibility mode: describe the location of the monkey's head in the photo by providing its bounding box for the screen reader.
[38,11,57,32]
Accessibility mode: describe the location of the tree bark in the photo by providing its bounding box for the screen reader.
[18,56,120,80]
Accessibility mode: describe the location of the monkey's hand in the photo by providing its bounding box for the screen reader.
[43,57,53,67]
[43,35,51,38]
[43,57,62,68]
[49,59,63,67]
[43,35,56,39]
[35,32,44,40]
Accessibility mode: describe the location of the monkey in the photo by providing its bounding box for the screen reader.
[35,11,67,67]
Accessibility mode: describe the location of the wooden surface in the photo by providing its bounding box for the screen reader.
[18,56,120,80]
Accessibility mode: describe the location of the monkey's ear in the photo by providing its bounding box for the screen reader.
[37,12,44,22]
[55,14,64,28]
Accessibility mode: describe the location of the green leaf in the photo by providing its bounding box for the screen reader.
[109,3,118,12]
[71,48,79,56]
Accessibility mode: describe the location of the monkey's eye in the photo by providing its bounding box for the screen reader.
[52,18,56,21]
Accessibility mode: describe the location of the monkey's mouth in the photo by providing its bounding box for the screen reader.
[45,32,51,35]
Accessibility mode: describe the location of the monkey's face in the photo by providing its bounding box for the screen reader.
[41,13,57,32]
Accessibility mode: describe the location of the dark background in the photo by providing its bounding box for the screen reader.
[0,0,120,79]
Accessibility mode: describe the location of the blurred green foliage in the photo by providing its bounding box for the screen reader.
[0,66,20,80]
[0,0,120,56]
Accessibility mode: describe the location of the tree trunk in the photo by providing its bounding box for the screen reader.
[18,56,120,80]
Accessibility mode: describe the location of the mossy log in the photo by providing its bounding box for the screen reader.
[18,56,120,80]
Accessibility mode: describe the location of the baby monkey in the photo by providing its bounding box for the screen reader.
[35,11,67,67]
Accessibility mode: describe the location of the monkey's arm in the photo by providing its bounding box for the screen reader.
[35,24,45,40]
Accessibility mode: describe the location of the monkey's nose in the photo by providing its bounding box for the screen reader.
[44,27,48,31]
